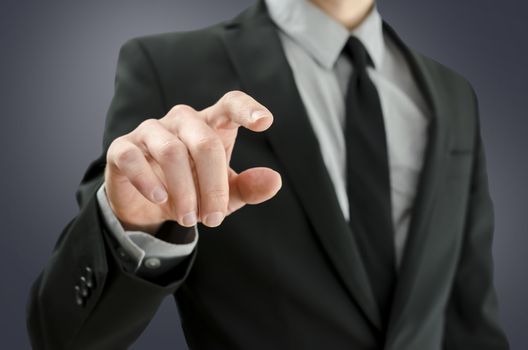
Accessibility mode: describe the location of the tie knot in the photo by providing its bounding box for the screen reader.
[342,36,374,69]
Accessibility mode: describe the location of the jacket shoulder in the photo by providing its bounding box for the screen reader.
[413,49,477,103]
[115,21,237,110]
[125,21,227,58]
[410,49,481,152]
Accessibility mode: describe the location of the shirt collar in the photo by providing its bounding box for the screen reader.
[264,0,385,69]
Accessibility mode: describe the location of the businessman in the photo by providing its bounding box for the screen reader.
[27,0,510,349]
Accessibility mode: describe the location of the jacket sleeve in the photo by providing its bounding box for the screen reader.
[443,88,510,349]
[26,38,197,350]
[96,181,198,281]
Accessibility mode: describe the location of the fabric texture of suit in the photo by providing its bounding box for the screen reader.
[27,1,509,349]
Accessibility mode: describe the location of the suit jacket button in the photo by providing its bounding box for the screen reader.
[79,277,90,297]
[117,248,127,259]
[84,266,95,288]
[74,285,84,307]
[144,258,161,269]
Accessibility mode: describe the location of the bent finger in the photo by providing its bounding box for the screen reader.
[107,137,168,205]
[200,90,273,132]
[131,119,198,227]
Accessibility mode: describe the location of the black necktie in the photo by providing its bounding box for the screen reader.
[343,36,396,325]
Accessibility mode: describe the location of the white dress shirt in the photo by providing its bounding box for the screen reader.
[96,0,430,274]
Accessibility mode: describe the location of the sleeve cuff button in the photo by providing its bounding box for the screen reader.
[144,257,161,269]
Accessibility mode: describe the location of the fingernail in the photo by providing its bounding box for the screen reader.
[182,211,197,227]
[203,211,224,227]
[251,110,268,121]
[152,187,168,203]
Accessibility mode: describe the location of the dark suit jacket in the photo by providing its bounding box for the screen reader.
[27,1,509,349]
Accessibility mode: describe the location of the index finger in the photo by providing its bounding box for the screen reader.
[199,90,273,132]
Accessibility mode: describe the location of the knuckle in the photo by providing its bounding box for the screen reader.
[107,138,122,160]
[138,118,159,130]
[222,90,246,104]
[128,170,149,184]
[169,104,195,116]
[115,146,139,168]
[194,136,223,153]
[136,119,160,139]
[157,139,185,161]
[109,135,127,150]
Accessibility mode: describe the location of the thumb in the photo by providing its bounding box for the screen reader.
[227,167,282,215]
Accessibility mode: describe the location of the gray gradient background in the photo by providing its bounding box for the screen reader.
[1,0,526,348]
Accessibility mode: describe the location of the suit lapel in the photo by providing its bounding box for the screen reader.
[221,1,382,329]
[380,23,451,341]
[221,1,452,334]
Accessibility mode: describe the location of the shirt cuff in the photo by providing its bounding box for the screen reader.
[96,182,198,277]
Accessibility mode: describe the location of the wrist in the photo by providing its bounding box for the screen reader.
[106,194,164,235]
